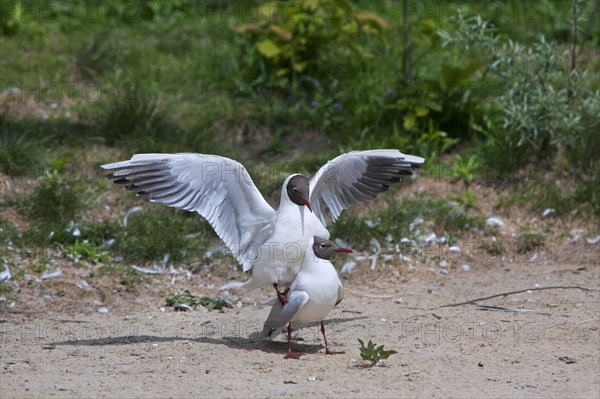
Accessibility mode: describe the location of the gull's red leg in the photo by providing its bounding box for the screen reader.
[283,323,304,359]
[321,321,345,355]
[273,283,288,306]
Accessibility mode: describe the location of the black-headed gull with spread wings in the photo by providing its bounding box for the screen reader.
[262,236,352,359]
[101,150,424,301]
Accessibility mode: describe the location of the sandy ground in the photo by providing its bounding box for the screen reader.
[1,242,599,398]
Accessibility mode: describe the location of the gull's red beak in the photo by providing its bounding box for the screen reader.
[335,247,353,253]
[304,199,313,213]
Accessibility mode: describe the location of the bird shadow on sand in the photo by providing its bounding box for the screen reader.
[48,316,367,356]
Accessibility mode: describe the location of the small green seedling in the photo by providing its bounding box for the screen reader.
[358,339,398,366]
[166,289,233,311]
[198,296,233,311]
[64,240,109,264]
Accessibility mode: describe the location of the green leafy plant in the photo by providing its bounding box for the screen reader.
[358,339,398,365]
[0,1,22,36]
[198,296,233,311]
[234,0,390,91]
[383,15,487,143]
[64,240,110,264]
[31,263,49,274]
[166,289,232,311]
[400,121,459,164]
[449,190,478,211]
[450,154,480,189]
[166,289,201,308]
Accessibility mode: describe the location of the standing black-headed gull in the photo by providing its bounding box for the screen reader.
[101,150,424,300]
[262,236,352,359]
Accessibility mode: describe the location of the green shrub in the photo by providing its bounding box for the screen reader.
[20,162,87,226]
[115,207,212,262]
[441,12,600,174]
[234,0,390,92]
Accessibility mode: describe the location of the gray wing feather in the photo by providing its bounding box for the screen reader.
[102,153,276,270]
[261,291,310,337]
[309,150,425,225]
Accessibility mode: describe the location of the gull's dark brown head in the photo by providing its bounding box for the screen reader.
[286,174,312,212]
[313,236,353,260]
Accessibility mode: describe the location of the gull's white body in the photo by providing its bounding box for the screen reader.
[262,238,343,336]
[242,177,329,289]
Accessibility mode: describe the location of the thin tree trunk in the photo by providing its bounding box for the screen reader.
[402,0,413,85]
[571,0,579,72]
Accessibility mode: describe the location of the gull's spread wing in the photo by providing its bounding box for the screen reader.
[102,153,276,270]
[309,150,425,225]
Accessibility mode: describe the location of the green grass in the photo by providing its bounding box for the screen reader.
[478,240,506,257]
[517,233,545,254]
[80,220,123,247]
[331,194,486,248]
[0,280,14,296]
[114,207,213,262]
[496,175,600,219]
[0,261,15,305]
[0,115,100,151]
[98,90,183,148]
[3,204,215,268]
[1,0,598,289]
[0,121,48,175]
[0,218,19,242]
